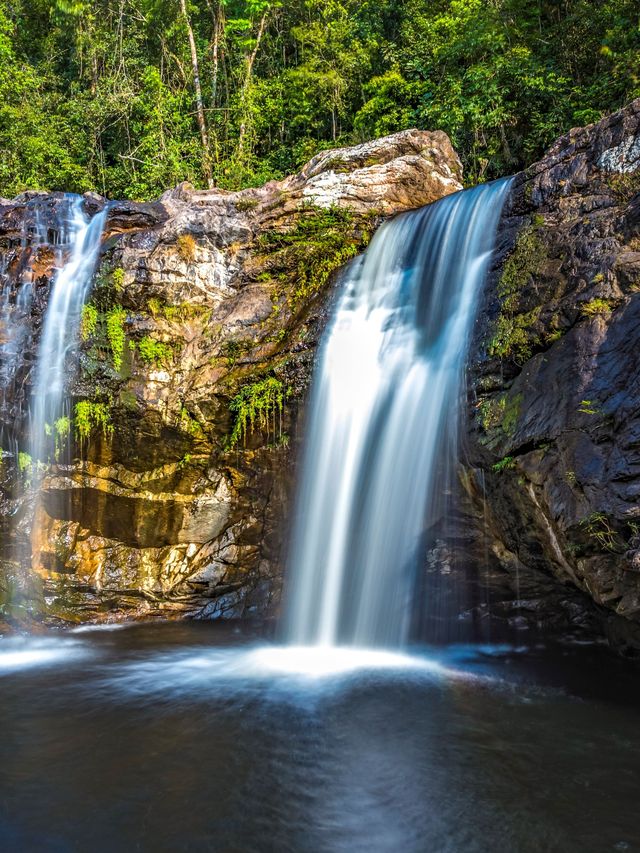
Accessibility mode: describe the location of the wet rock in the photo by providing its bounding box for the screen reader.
[462,97,640,649]
[0,129,462,625]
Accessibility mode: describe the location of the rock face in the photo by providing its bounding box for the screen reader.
[462,98,640,651]
[0,130,462,625]
[4,103,640,650]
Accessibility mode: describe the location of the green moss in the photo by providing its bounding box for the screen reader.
[106,306,127,371]
[148,297,163,318]
[146,297,210,324]
[227,376,285,449]
[606,171,640,203]
[502,393,523,435]
[544,328,563,345]
[177,453,193,469]
[479,392,522,437]
[137,335,172,366]
[74,400,114,443]
[118,388,138,411]
[81,303,98,341]
[178,406,203,437]
[488,225,545,362]
[235,196,259,211]
[221,338,253,368]
[322,156,350,173]
[112,267,125,293]
[490,306,541,363]
[580,298,613,317]
[163,303,211,323]
[258,205,370,309]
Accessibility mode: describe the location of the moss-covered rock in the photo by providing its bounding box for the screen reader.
[0,128,463,625]
[464,98,640,650]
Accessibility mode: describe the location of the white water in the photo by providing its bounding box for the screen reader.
[284,180,511,648]
[30,197,106,465]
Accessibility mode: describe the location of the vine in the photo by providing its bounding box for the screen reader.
[227,376,285,449]
[74,401,114,443]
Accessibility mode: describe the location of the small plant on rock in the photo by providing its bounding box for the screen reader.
[74,401,114,443]
[227,376,285,449]
[106,306,127,371]
[176,234,197,263]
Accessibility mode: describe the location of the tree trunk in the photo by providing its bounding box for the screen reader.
[236,9,269,159]
[180,0,213,188]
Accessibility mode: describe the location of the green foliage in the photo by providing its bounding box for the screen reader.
[489,226,545,363]
[137,335,172,366]
[260,206,368,307]
[2,0,637,198]
[74,400,113,442]
[492,455,515,473]
[53,416,71,461]
[227,376,284,448]
[178,407,202,437]
[581,298,613,317]
[578,399,604,416]
[80,303,98,341]
[147,298,211,324]
[579,511,621,552]
[106,306,126,371]
[18,451,32,474]
[54,416,70,438]
[479,392,523,437]
[112,267,125,292]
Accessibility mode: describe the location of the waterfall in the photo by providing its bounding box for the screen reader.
[30,197,106,467]
[283,179,511,648]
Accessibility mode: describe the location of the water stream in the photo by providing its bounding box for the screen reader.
[30,197,106,467]
[284,179,511,647]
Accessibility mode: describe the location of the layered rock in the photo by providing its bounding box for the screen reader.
[463,98,640,651]
[0,130,462,625]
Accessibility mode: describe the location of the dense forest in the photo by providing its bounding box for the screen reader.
[1,0,638,199]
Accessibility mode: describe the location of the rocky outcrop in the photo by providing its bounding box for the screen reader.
[463,98,640,651]
[0,130,462,625]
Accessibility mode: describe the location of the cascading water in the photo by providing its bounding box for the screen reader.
[283,179,511,648]
[0,194,105,588]
[29,197,106,467]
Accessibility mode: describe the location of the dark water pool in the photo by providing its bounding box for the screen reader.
[0,623,638,852]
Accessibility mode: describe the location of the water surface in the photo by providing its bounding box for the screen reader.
[0,623,638,852]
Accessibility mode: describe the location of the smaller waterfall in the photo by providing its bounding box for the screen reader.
[283,179,511,648]
[30,198,106,466]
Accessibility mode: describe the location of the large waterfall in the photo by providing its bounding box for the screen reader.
[283,180,511,647]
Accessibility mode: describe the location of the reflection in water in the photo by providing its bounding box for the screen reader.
[0,624,638,852]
